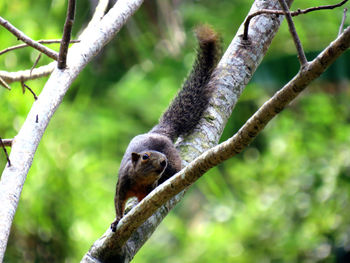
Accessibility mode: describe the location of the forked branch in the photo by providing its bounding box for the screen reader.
[243,0,348,40]
[0,17,59,60]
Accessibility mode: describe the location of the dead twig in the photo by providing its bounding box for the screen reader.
[30,53,42,75]
[0,16,59,60]
[0,39,80,56]
[339,8,348,36]
[277,0,308,66]
[0,138,11,166]
[21,81,38,100]
[58,0,76,69]
[0,76,11,90]
[243,0,349,40]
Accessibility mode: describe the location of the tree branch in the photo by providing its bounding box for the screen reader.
[0,139,13,147]
[0,16,59,61]
[338,8,348,36]
[0,1,144,262]
[0,39,80,56]
[0,76,11,90]
[0,138,11,167]
[277,0,308,66]
[88,0,109,27]
[0,63,55,84]
[21,82,38,100]
[243,0,349,40]
[58,0,76,69]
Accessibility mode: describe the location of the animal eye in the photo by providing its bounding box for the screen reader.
[142,153,149,160]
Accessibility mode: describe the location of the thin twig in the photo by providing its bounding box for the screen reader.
[339,8,348,36]
[30,53,42,75]
[243,0,349,40]
[58,0,76,69]
[0,138,11,166]
[0,39,80,56]
[277,0,308,66]
[0,76,11,90]
[21,81,38,100]
[0,16,59,61]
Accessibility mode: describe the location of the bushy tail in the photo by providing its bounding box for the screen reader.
[151,25,221,141]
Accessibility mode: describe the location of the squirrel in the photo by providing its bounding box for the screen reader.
[111,25,221,232]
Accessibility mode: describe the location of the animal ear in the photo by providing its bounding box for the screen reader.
[131,152,140,165]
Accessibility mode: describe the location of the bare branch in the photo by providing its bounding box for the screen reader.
[243,0,349,40]
[30,53,42,75]
[0,76,11,90]
[277,0,308,66]
[0,39,80,56]
[0,63,55,84]
[0,138,11,167]
[339,8,348,36]
[58,0,76,69]
[0,17,59,61]
[21,82,38,100]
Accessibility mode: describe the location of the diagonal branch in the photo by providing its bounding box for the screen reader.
[0,39,80,56]
[339,8,348,36]
[58,0,76,69]
[0,76,11,90]
[0,138,11,167]
[0,17,59,60]
[277,0,308,66]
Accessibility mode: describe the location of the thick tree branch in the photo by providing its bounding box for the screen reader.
[0,1,144,262]
[88,0,109,27]
[58,0,76,69]
[0,17,59,61]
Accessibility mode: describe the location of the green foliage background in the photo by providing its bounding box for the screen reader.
[1,0,350,262]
